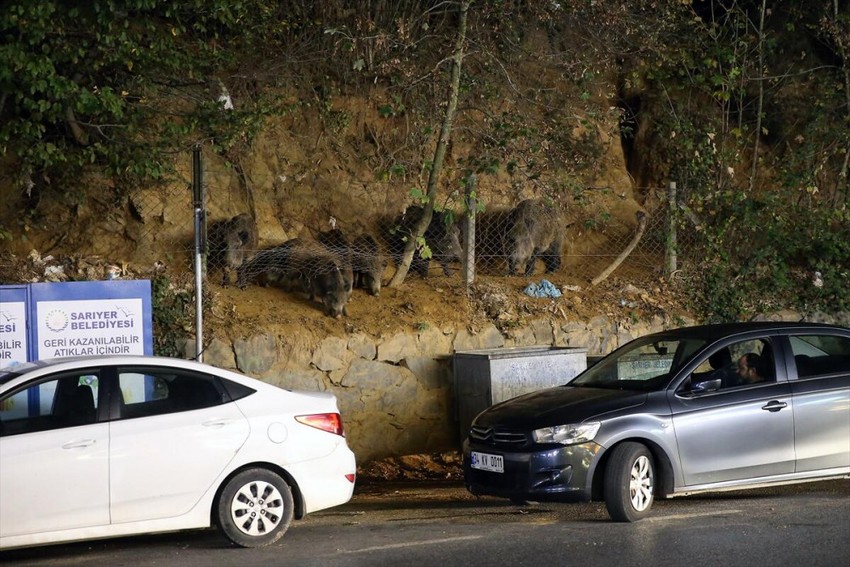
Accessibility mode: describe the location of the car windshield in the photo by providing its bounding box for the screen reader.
[570,335,708,391]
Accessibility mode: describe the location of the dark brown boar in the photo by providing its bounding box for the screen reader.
[351,234,384,296]
[236,238,350,318]
[318,228,354,299]
[386,205,462,278]
[505,199,562,276]
[209,213,258,286]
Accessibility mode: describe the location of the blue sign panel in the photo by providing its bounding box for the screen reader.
[0,285,29,367]
[29,280,153,359]
[2,280,153,414]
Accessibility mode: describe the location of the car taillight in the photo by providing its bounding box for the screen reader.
[295,413,345,436]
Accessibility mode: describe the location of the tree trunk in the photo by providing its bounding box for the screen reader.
[833,0,850,203]
[66,73,89,146]
[389,1,469,287]
[749,0,767,191]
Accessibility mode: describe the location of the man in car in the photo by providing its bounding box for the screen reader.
[736,353,766,385]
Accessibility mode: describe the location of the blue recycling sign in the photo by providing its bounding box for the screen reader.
[0,280,153,368]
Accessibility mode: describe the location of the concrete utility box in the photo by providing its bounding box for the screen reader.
[453,346,588,445]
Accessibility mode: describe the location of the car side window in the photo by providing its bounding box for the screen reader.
[117,368,226,420]
[0,372,100,436]
[683,337,776,395]
[685,347,735,393]
[789,335,850,379]
[724,337,776,387]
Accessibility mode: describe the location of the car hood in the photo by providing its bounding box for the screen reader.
[474,386,647,429]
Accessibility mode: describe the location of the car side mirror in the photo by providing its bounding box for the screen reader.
[690,378,722,394]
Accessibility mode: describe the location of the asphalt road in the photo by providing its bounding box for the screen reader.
[3,479,849,567]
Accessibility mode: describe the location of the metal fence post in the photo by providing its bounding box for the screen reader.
[666,181,677,276]
[192,145,205,362]
[463,173,477,289]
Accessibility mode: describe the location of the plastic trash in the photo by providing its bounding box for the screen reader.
[523,279,562,298]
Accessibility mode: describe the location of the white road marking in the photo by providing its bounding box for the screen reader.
[646,509,743,521]
[345,535,483,554]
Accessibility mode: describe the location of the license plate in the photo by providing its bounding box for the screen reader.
[470,451,504,473]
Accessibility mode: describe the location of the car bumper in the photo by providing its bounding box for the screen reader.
[463,439,602,502]
[286,441,356,515]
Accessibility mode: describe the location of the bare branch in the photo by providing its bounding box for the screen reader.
[591,211,648,286]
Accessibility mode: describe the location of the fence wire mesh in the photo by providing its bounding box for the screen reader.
[0,182,701,320]
[123,183,698,299]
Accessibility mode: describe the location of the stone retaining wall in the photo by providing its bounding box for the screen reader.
[188,309,848,463]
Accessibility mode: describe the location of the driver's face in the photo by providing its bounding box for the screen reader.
[737,357,757,382]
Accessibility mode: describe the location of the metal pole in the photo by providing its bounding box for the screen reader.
[462,173,477,289]
[192,145,205,362]
[666,181,677,276]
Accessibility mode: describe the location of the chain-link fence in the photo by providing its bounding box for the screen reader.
[0,176,699,326]
[124,182,698,294]
[87,144,699,300]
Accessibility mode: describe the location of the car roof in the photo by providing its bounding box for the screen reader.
[647,321,848,341]
[5,354,203,372]
[0,355,247,388]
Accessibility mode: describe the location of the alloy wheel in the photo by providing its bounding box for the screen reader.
[629,455,653,512]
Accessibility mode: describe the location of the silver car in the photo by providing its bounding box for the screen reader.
[463,322,850,521]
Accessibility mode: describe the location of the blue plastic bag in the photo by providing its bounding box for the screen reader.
[523,279,562,298]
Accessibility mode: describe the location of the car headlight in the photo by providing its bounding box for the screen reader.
[532,422,601,445]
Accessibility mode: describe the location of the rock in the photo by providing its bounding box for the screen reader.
[311,336,351,371]
[377,332,419,363]
[234,333,277,374]
[348,333,377,360]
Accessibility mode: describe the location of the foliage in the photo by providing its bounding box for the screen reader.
[686,197,850,321]
[150,273,194,357]
[0,0,287,203]
[631,0,850,320]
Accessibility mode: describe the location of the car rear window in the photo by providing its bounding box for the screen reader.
[116,367,230,419]
[220,378,256,401]
[790,335,850,379]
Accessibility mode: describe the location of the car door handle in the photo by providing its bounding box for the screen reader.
[62,439,96,449]
[202,418,239,428]
[762,401,788,412]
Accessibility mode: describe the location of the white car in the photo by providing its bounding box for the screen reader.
[0,355,356,550]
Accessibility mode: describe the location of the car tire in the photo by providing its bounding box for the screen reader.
[217,468,295,547]
[603,442,655,522]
